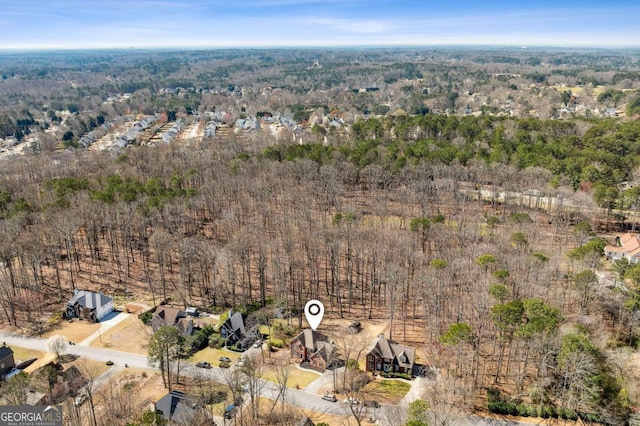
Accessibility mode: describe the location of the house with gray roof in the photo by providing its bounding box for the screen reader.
[220,310,247,346]
[365,334,415,375]
[0,344,16,378]
[67,289,114,322]
[155,390,197,424]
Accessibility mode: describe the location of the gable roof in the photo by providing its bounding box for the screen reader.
[153,306,187,326]
[156,390,196,422]
[367,334,416,368]
[0,345,14,360]
[222,311,246,335]
[68,290,113,309]
[293,328,330,352]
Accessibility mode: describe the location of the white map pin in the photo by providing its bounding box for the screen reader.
[304,300,325,331]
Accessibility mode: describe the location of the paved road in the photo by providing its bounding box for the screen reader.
[0,331,533,424]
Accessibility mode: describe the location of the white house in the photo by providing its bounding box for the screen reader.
[605,233,640,263]
[67,290,114,322]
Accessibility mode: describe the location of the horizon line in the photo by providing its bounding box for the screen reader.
[2,43,640,52]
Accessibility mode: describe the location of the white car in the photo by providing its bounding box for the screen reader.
[343,397,360,405]
[253,340,262,348]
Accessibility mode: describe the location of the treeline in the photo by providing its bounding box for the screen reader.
[269,114,640,209]
[0,117,636,422]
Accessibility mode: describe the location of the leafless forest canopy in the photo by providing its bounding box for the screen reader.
[1,47,640,423]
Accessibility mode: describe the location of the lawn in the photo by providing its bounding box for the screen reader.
[362,379,411,404]
[189,346,242,366]
[89,315,149,354]
[41,318,100,342]
[261,363,321,389]
[9,346,44,364]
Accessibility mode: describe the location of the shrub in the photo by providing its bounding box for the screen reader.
[517,404,528,416]
[207,390,227,404]
[270,338,284,348]
[380,371,411,380]
[139,311,153,325]
[209,335,225,349]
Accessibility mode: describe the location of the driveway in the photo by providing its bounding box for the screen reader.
[77,311,131,345]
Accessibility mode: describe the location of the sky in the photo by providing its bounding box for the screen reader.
[2,0,640,49]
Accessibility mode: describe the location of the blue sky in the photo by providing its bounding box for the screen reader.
[2,0,639,49]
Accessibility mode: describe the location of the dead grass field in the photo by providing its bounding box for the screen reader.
[89,315,150,354]
[189,346,242,365]
[261,361,321,390]
[41,319,100,343]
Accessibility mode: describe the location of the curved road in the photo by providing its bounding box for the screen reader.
[0,330,532,425]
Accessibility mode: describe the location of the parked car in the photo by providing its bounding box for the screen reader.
[322,393,337,402]
[219,361,231,368]
[223,404,235,419]
[196,361,212,369]
[364,400,380,408]
[218,356,231,363]
[343,397,360,405]
[253,340,262,348]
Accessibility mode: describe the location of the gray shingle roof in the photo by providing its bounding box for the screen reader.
[68,290,112,310]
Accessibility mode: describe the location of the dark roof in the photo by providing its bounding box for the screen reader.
[68,290,113,309]
[367,334,416,368]
[222,311,246,335]
[0,345,14,360]
[156,390,197,423]
[296,416,315,426]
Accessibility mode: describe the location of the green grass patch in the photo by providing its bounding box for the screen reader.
[10,346,44,363]
[363,379,411,403]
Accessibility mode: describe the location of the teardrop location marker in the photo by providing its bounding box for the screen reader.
[304,300,325,331]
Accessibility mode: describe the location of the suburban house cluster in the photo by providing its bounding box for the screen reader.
[290,326,417,376]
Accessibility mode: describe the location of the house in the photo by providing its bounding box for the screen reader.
[151,306,194,336]
[155,390,197,424]
[290,329,335,372]
[605,233,640,263]
[0,344,16,378]
[296,416,315,426]
[365,334,416,375]
[67,290,114,322]
[220,310,247,346]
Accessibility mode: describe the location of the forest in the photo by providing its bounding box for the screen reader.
[1,48,640,424]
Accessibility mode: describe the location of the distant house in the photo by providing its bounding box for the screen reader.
[151,306,194,336]
[0,344,16,378]
[290,329,335,372]
[365,334,415,375]
[605,233,640,263]
[220,310,247,346]
[155,390,197,424]
[67,290,114,322]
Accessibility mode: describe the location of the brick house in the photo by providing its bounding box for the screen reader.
[290,329,335,372]
[365,334,415,375]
